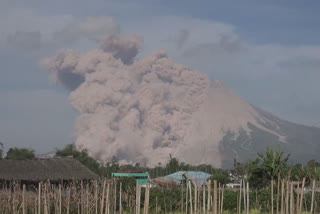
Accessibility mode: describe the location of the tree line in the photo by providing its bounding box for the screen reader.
[1,143,320,190]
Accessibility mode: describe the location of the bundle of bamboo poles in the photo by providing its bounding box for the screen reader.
[0,177,318,214]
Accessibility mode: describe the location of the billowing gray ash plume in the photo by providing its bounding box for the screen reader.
[42,33,279,167]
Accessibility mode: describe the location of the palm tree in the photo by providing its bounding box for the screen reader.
[258,147,290,179]
[258,148,290,214]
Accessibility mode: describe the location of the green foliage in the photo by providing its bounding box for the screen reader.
[209,169,230,185]
[55,144,103,176]
[6,147,35,159]
[258,147,290,178]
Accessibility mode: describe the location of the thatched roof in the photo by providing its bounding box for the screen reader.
[0,157,99,181]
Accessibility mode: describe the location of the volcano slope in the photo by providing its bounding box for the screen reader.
[42,34,320,167]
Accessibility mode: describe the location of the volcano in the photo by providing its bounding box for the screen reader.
[42,34,320,167]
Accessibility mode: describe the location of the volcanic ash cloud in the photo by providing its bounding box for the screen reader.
[42,34,264,166]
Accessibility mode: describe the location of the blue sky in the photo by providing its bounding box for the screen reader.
[0,0,319,153]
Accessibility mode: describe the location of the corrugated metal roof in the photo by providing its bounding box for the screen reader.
[166,171,212,181]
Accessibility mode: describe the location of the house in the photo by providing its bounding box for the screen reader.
[0,157,99,185]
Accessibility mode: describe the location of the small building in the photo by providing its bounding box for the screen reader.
[112,171,149,186]
[0,157,99,185]
[153,171,212,187]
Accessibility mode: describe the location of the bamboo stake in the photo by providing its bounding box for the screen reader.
[218,183,221,214]
[22,184,26,214]
[271,178,274,214]
[144,184,150,214]
[86,184,89,214]
[285,180,289,214]
[289,182,293,214]
[310,179,315,214]
[277,173,280,214]
[246,182,249,214]
[105,183,110,214]
[156,197,158,214]
[194,183,197,213]
[59,184,62,214]
[296,183,300,214]
[203,185,206,213]
[189,181,193,214]
[100,179,106,214]
[213,180,217,214]
[299,178,305,214]
[186,182,188,214]
[95,180,98,214]
[281,180,284,214]
[136,181,141,214]
[238,180,242,214]
[243,180,247,214]
[114,180,117,214]
[181,185,184,214]
[44,184,48,214]
[38,182,41,214]
[207,179,211,212]
[119,182,122,214]
[66,187,71,214]
[81,181,84,214]
[221,185,224,214]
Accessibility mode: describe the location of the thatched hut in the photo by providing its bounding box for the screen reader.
[0,157,99,185]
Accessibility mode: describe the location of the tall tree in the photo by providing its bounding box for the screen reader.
[258,148,290,179]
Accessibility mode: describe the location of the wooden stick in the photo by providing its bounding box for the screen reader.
[271,177,274,214]
[59,184,62,214]
[218,183,221,214]
[281,180,284,214]
[143,184,150,214]
[186,182,188,214]
[181,185,184,214]
[299,178,305,214]
[66,187,71,214]
[310,179,315,214]
[289,182,293,214]
[243,180,247,214]
[207,179,211,212]
[189,181,193,214]
[277,173,280,214]
[135,181,141,214]
[119,182,122,214]
[22,184,26,214]
[203,184,206,213]
[95,180,98,214]
[285,180,289,214]
[105,183,110,214]
[221,185,225,214]
[100,179,106,214]
[214,180,217,214]
[296,182,300,214]
[38,182,41,214]
[114,180,117,214]
[246,182,249,214]
[238,180,242,214]
[194,183,197,213]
